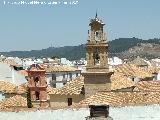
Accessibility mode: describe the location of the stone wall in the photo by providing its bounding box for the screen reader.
[49,94,85,108]
[83,72,112,98]
[85,84,111,98]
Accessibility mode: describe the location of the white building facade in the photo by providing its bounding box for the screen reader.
[46,70,81,88]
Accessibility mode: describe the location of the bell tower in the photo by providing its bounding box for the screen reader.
[82,14,113,98]
[27,64,48,107]
[86,13,109,72]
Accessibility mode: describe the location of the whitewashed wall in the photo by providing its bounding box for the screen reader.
[157,72,160,80]
[45,71,81,88]
[0,105,160,120]
[0,63,26,85]
[0,92,5,101]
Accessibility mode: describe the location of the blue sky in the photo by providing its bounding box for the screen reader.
[0,0,160,51]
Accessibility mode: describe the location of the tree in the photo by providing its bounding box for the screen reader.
[27,88,33,108]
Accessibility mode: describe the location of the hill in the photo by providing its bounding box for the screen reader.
[0,37,160,60]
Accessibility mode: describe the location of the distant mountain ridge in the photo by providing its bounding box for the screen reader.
[1,37,160,60]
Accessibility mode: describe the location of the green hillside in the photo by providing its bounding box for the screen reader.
[1,37,160,60]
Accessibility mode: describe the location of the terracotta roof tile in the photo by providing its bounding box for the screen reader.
[114,64,153,78]
[111,73,135,90]
[48,76,84,95]
[0,81,16,93]
[79,91,160,107]
[16,83,28,94]
[45,65,78,72]
[47,87,58,94]
[147,66,160,74]
[0,81,27,94]
[0,95,27,110]
[134,81,160,92]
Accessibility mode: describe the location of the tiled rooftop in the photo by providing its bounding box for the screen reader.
[48,73,136,95]
[79,91,160,107]
[0,81,27,94]
[111,73,135,90]
[45,65,78,72]
[48,76,84,95]
[0,81,16,93]
[134,80,160,92]
[16,83,28,94]
[114,64,153,78]
[0,95,27,110]
[147,66,160,74]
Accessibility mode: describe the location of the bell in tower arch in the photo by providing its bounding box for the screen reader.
[93,48,100,65]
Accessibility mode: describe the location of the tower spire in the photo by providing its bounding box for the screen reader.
[95,10,98,18]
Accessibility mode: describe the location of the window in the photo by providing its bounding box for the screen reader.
[69,73,72,79]
[63,74,65,78]
[35,91,40,100]
[68,98,72,106]
[52,74,56,80]
[63,82,66,85]
[76,73,79,77]
[50,80,56,88]
[52,83,56,88]
[34,77,39,87]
